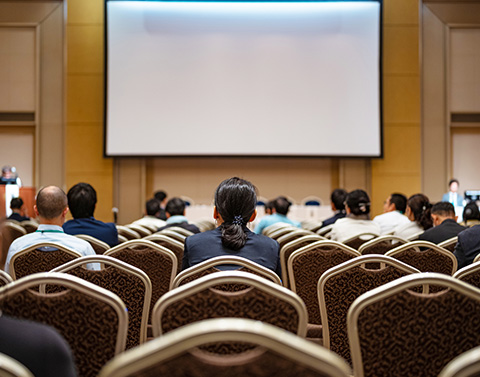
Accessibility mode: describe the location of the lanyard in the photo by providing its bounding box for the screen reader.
[35,230,64,233]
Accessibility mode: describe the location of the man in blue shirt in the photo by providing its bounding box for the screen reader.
[63,183,118,247]
[254,196,301,234]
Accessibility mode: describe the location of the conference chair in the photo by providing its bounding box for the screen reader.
[136,224,158,233]
[0,353,34,377]
[276,229,317,251]
[19,220,38,234]
[125,224,152,238]
[157,229,186,242]
[0,273,128,377]
[438,346,480,377]
[280,235,324,288]
[74,234,110,254]
[348,273,480,377]
[172,255,281,288]
[9,242,82,280]
[192,219,215,232]
[0,270,13,287]
[288,240,360,342]
[143,234,184,272]
[1,222,26,269]
[357,235,408,256]
[301,221,325,233]
[406,231,423,241]
[51,255,152,349]
[262,222,293,237]
[318,255,420,365]
[152,271,308,351]
[439,236,459,253]
[98,318,351,377]
[475,253,480,264]
[301,195,323,206]
[453,262,480,289]
[316,224,334,238]
[116,225,141,240]
[117,234,128,243]
[342,233,378,250]
[165,226,194,238]
[105,240,177,322]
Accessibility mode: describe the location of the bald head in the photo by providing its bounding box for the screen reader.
[36,186,68,220]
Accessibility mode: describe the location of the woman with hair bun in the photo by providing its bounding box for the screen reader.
[329,189,380,243]
[182,177,281,276]
[393,193,433,239]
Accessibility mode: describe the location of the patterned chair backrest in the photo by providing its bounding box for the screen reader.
[143,234,184,272]
[280,235,324,288]
[453,262,480,289]
[438,236,459,253]
[152,271,308,352]
[0,273,128,377]
[1,222,27,269]
[75,234,110,254]
[288,241,360,328]
[105,240,177,322]
[172,256,281,288]
[276,230,319,251]
[385,241,457,275]
[10,242,82,280]
[438,345,480,377]
[0,270,13,287]
[125,224,152,238]
[98,318,352,377]
[348,273,480,377]
[51,255,152,349]
[342,233,378,250]
[0,353,34,377]
[358,235,408,256]
[318,255,421,365]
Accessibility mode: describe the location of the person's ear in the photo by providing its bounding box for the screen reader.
[34,205,39,217]
[213,206,219,220]
[455,215,458,222]
[249,209,257,222]
[63,206,69,217]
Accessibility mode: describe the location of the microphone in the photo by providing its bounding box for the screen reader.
[112,207,118,224]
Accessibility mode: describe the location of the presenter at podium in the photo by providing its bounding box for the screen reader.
[0,165,22,186]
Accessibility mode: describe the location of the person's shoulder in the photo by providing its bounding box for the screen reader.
[185,228,217,244]
[248,231,279,248]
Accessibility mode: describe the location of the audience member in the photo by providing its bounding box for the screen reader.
[442,178,464,207]
[254,196,300,234]
[393,193,433,240]
[7,197,30,222]
[321,189,348,228]
[158,197,200,234]
[418,202,466,244]
[63,183,118,247]
[132,198,167,229]
[0,315,77,377]
[455,224,480,269]
[154,190,168,220]
[5,186,98,273]
[373,193,409,235]
[183,177,281,276]
[264,200,275,216]
[0,165,21,186]
[461,202,480,227]
[329,189,380,242]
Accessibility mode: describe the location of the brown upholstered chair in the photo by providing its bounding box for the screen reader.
[0,353,34,377]
[439,236,459,253]
[19,220,38,234]
[280,235,324,288]
[357,235,408,256]
[0,272,128,377]
[0,270,13,287]
[1,222,27,270]
[98,318,352,377]
[318,255,421,365]
[453,262,480,289]
[117,234,128,243]
[116,225,141,240]
[438,346,480,377]
[152,271,308,343]
[165,226,194,238]
[105,240,177,322]
[51,255,152,349]
[276,229,317,251]
[316,224,334,238]
[74,234,110,254]
[288,240,360,342]
[406,231,423,241]
[9,242,82,280]
[125,224,152,237]
[342,233,378,250]
[143,234,184,272]
[157,229,187,242]
[267,226,299,241]
[172,256,282,288]
[385,240,457,275]
[348,273,480,377]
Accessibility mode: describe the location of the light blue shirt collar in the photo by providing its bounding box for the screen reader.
[166,215,188,225]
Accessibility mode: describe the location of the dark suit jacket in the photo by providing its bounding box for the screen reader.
[455,225,480,269]
[63,217,118,247]
[7,213,30,222]
[183,227,281,276]
[418,218,466,245]
[321,211,346,228]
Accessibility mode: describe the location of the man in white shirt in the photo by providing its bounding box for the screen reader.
[373,193,410,235]
[5,185,98,274]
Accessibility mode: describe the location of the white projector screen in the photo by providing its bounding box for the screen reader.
[105,0,382,157]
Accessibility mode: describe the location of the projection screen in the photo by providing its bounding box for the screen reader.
[105,0,382,157]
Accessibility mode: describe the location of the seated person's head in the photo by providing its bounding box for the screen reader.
[384,193,407,214]
[35,186,68,221]
[146,198,161,217]
[214,177,257,250]
[165,197,186,217]
[463,202,480,222]
[431,202,456,226]
[449,179,459,193]
[67,183,97,219]
[346,189,371,216]
[10,197,24,212]
[274,196,292,216]
[406,194,433,230]
[2,165,12,179]
[154,190,167,205]
[264,200,275,215]
[331,189,347,212]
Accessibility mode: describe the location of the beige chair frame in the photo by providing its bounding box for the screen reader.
[276,229,316,248]
[357,235,408,255]
[172,255,281,288]
[152,271,308,338]
[262,223,293,237]
[439,236,459,252]
[116,225,141,240]
[125,224,152,237]
[342,233,378,249]
[316,224,334,237]
[157,229,186,242]
[74,234,110,254]
[98,318,351,377]
[0,353,34,377]
[438,346,480,377]
[19,220,38,234]
[267,226,299,240]
[51,255,152,344]
[348,273,480,377]
[164,226,194,237]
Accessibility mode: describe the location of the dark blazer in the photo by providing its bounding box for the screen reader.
[7,213,30,222]
[63,217,118,247]
[321,211,346,228]
[455,225,480,269]
[183,227,281,277]
[418,218,466,245]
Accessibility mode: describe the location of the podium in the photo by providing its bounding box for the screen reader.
[0,186,36,219]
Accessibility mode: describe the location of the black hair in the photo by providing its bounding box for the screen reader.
[448,179,459,188]
[215,177,257,251]
[407,194,433,230]
[274,196,292,216]
[390,193,407,214]
[146,198,160,216]
[36,186,68,219]
[165,197,185,216]
[331,189,347,211]
[67,182,97,219]
[346,189,371,216]
[431,202,455,218]
[463,202,480,222]
[154,191,167,202]
[10,197,23,210]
